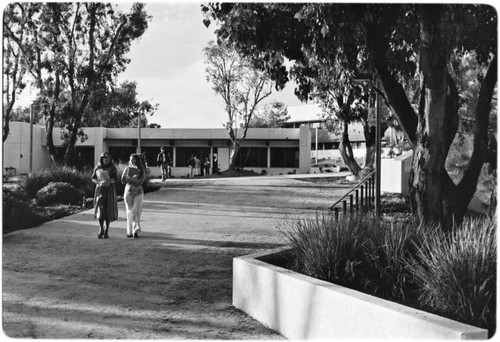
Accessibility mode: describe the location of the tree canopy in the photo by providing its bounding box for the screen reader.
[204,40,273,169]
[249,100,289,128]
[202,3,497,228]
[3,3,151,165]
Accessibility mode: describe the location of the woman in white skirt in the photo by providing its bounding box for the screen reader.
[121,153,146,238]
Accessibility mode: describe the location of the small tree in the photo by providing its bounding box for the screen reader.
[249,100,290,128]
[204,40,273,170]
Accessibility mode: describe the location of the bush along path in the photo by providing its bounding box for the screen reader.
[2,165,161,235]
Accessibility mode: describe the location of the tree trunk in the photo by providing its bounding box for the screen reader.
[409,6,454,228]
[45,104,58,165]
[363,123,376,170]
[228,139,242,170]
[339,120,362,177]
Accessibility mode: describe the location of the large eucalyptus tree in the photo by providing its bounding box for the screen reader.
[203,3,497,229]
[3,3,150,165]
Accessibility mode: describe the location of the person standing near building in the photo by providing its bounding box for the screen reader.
[194,155,202,176]
[188,154,195,178]
[204,156,211,176]
[121,153,146,238]
[92,152,118,239]
[157,146,171,181]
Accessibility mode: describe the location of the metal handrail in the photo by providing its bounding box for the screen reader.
[329,168,376,212]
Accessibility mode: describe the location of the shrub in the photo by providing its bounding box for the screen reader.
[22,165,94,198]
[279,213,373,287]
[3,188,43,233]
[279,214,425,301]
[280,213,496,336]
[408,217,496,335]
[36,182,83,206]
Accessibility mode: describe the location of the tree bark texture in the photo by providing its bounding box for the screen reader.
[409,6,453,226]
[339,120,362,177]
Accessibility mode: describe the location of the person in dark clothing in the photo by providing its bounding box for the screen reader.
[157,146,172,181]
[91,152,118,239]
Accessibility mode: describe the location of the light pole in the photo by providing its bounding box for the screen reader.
[136,112,142,154]
[29,104,34,172]
[375,79,382,218]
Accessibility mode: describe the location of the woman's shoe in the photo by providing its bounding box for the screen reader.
[98,233,103,239]
[133,232,138,238]
[104,232,109,239]
[126,234,133,238]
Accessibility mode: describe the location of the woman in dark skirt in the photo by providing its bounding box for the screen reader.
[92,152,119,238]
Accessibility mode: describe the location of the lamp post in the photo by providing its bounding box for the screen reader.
[136,112,142,154]
[375,79,382,218]
[29,104,34,172]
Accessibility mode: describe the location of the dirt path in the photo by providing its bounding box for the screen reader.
[2,176,349,339]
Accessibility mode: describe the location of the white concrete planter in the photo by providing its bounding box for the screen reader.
[233,247,488,340]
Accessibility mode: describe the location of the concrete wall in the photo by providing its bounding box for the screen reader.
[3,123,51,174]
[233,248,488,340]
[381,150,413,195]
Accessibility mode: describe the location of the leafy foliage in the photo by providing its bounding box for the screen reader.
[2,188,43,234]
[204,40,273,169]
[3,3,151,165]
[22,165,94,198]
[249,101,290,128]
[203,3,497,228]
[36,182,82,206]
[82,80,159,128]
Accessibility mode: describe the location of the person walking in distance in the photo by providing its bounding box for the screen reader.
[157,146,171,181]
[121,153,146,238]
[92,152,118,239]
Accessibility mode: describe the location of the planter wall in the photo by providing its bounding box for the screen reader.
[233,247,488,340]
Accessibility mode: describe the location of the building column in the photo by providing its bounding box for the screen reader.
[267,146,271,169]
[209,146,213,175]
[299,126,312,174]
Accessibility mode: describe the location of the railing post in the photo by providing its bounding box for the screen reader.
[371,175,375,204]
[349,194,353,213]
[355,189,359,212]
[343,200,347,216]
[360,185,364,210]
[334,207,339,221]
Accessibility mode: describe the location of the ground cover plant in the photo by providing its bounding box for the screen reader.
[279,209,496,336]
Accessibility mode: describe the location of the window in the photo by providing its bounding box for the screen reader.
[108,147,137,164]
[235,147,267,167]
[270,147,299,168]
[176,147,211,167]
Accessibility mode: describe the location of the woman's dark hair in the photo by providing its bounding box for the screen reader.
[98,152,113,167]
[130,153,145,172]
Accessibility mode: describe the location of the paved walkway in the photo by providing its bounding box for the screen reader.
[2,175,351,339]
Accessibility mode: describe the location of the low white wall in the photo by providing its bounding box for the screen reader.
[381,150,412,195]
[3,123,52,174]
[233,248,488,340]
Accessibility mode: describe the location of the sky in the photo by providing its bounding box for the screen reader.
[115,1,304,128]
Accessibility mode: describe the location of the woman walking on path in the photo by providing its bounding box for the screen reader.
[92,152,119,239]
[121,153,146,238]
